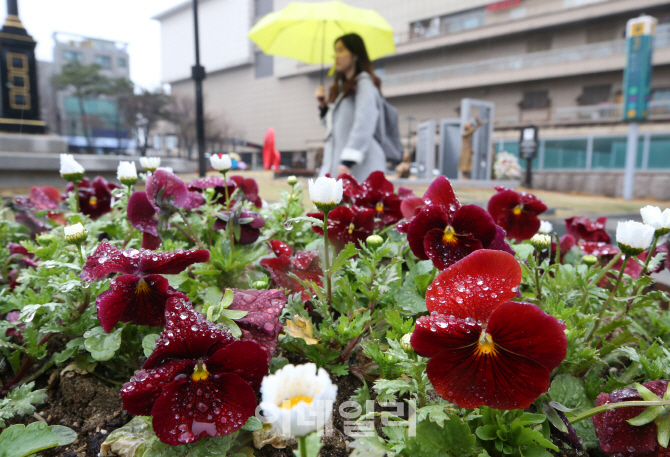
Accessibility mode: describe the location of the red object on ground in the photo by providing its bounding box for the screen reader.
[263,128,281,170]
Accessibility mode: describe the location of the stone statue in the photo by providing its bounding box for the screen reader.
[458,117,488,179]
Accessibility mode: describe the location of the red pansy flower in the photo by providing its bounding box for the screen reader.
[146,169,190,212]
[65,176,120,220]
[337,173,362,203]
[487,187,547,241]
[578,240,620,257]
[592,380,670,457]
[226,288,286,361]
[307,206,375,250]
[8,243,37,268]
[410,250,567,410]
[565,216,611,243]
[127,191,162,250]
[356,171,403,227]
[228,175,262,208]
[406,177,496,270]
[188,176,228,205]
[30,186,61,210]
[213,210,265,245]
[81,242,209,332]
[121,296,268,445]
[260,240,322,301]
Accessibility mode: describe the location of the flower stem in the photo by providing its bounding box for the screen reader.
[177,209,205,249]
[299,435,307,457]
[323,212,332,309]
[569,399,670,424]
[73,181,81,214]
[585,256,629,344]
[77,243,86,265]
[222,171,230,212]
[588,252,623,288]
[641,234,659,276]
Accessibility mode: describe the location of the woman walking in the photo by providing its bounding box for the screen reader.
[315,33,386,182]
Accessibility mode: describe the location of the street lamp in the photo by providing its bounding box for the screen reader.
[192,0,207,177]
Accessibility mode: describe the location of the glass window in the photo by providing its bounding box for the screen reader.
[592,136,643,169]
[117,57,127,68]
[648,134,670,169]
[520,90,550,109]
[526,34,552,53]
[578,85,611,105]
[544,139,587,169]
[254,51,273,78]
[95,55,112,69]
[63,50,83,62]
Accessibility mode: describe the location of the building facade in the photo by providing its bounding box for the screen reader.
[154,0,670,197]
[47,32,132,153]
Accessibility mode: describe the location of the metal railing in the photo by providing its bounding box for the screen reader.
[382,23,670,87]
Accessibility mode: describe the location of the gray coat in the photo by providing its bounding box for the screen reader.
[320,72,386,182]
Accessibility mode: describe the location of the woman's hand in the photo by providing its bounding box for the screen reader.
[315,85,326,107]
[337,164,352,176]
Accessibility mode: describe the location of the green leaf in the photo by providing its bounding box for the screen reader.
[294,431,322,457]
[328,363,349,376]
[269,357,289,374]
[3,382,47,417]
[328,242,358,275]
[221,309,249,320]
[142,334,160,358]
[406,417,476,457]
[84,326,123,361]
[658,416,670,448]
[0,422,77,457]
[395,287,427,314]
[241,415,263,431]
[476,424,499,441]
[627,405,664,426]
[636,383,662,402]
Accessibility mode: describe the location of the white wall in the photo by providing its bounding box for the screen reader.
[159,0,252,83]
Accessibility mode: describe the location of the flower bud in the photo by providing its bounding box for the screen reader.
[60,154,85,183]
[530,234,551,251]
[36,233,56,246]
[117,161,138,186]
[582,255,598,267]
[616,220,654,256]
[538,220,553,234]
[366,234,384,249]
[400,333,413,352]
[64,222,88,245]
[210,153,232,172]
[139,156,161,172]
[252,279,268,289]
[287,175,298,186]
[308,177,343,212]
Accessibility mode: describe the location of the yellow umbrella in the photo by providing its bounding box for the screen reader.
[228,152,241,161]
[248,1,395,81]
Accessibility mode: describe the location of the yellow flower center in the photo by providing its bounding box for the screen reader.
[442,225,457,244]
[191,361,209,381]
[348,222,355,234]
[281,395,313,410]
[375,202,384,212]
[135,278,150,295]
[512,205,523,216]
[475,332,497,357]
[89,196,98,206]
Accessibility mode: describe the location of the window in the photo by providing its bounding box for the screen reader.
[254,51,273,78]
[592,137,642,169]
[254,0,273,18]
[526,34,552,53]
[520,90,550,109]
[410,8,485,39]
[63,50,83,62]
[95,55,112,69]
[578,84,612,105]
[586,27,616,44]
[648,134,670,169]
[543,139,587,169]
[117,57,127,68]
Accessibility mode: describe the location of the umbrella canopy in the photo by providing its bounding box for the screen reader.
[248,1,395,65]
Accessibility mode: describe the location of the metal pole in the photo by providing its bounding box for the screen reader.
[524,157,532,189]
[622,122,638,200]
[192,0,207,177]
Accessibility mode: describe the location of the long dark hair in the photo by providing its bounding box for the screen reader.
[327,33,382,103]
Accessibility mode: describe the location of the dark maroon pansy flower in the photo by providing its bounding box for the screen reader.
[12,197,48,236]
[188,176,228,205]
[8,243,37,268]
[226,289,286,361]
[565,216,611,243]
[356,171,403,227]
[260,240,322,301]
[228,176,262,208]
[121,296,268,445]
[65,176,120,220]
[336,173,362,203]
[146,169,189,212]
[127,191,162,250]
[81,242,209,332]
[578,240,620,257]
[411,250,567,410]
[487,187,547,241]
[308,206,375,250]
[592,380,670,457]
[213,210,265,245]
[400,197,425,221]
[398,186,416,199]
[488,226,515,256]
